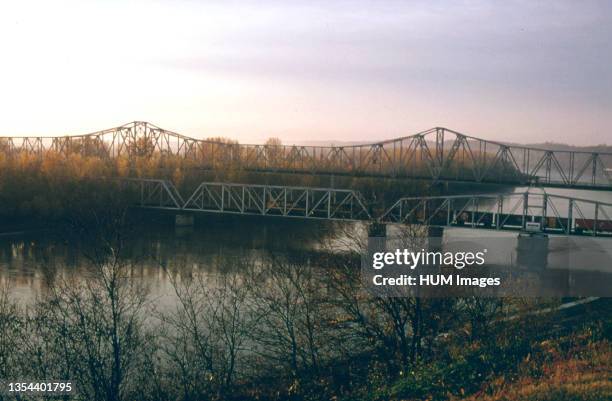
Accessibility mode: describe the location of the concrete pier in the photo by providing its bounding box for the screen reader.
[367,222,387,257]
[367,222,387,238]
[427,226,444,251]
[516,232,549,270]
[175,214,194,227]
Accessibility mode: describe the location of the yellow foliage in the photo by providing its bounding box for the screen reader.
[116,157,130,177]
[172,167,184,187]
[457,340,612,401]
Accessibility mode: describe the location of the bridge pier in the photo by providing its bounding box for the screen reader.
[367,222,387,255]
[516,232,549,270]
[367,222,387,238]
[427,226,444,251]
[175,214,194,227]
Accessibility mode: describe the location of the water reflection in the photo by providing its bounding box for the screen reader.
[2,209,611,303]
[0,215,347,303]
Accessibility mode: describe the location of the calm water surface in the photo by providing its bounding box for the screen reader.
[2,188,611,302]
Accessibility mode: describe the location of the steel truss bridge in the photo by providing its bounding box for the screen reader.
[382,192,612,237]
[131,179,612,237]
[134,179,372,221]
[2,121,611,190]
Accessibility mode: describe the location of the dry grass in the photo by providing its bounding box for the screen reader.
[457,338,611,401]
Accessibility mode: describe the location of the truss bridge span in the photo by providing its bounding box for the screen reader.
[129,179,612,237]
[2,121,611,190]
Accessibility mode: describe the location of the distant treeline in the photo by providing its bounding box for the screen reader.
[526,142,612,153]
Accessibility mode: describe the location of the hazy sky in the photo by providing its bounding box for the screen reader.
[1,0,611,145]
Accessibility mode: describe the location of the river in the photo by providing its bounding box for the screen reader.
[1,187,611,303]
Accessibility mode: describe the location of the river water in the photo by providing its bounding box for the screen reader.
[1,187,611,302]
[0,215,343,304]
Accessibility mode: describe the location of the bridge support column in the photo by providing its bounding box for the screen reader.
[368,222,387,238]
[516,232,549,270]
[367,222,387,254]
[425,226,445,284]
[427,226,444,251]
[175,214,194,227]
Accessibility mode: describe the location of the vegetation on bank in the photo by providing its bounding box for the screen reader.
[0,145,431,226]
[0,208,609,401]
[459,336,611,401]
[0,136,522,228]
[353,315,610,401]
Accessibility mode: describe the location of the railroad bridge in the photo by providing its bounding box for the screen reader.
[130,179,612,237]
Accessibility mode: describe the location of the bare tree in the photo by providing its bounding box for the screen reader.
[245,256,336,385]
[160,256,257,400]
[321,222,460,376]
[22,206,156,401]
[0,282,23,380]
